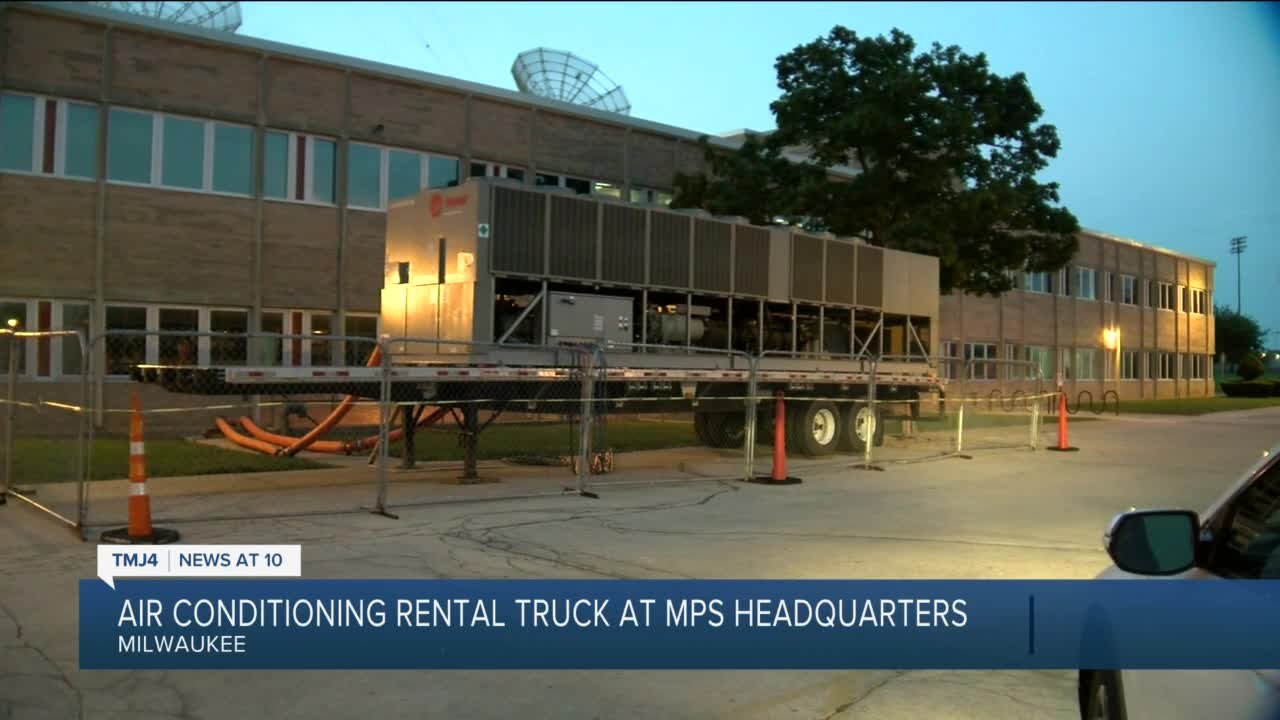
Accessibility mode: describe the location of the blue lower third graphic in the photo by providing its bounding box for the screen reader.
[78,579,1280,670]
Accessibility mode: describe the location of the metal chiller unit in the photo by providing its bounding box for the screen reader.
[381,177,940,375]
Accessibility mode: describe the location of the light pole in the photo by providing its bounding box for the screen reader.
[1229,236,1247,313]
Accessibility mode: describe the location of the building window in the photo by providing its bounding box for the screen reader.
[1157,282,1175,311]
[0,300,31,373]
[964,342,998,380]
[308,312,334,366]
[0,93,99,180]
[1155,351,1175,380]
[1075,267,1096,300]
[160,115,205,190]
[1024,345,1051,381]
[260,130,338,204]
[427,155,459,189]
[1120,350,1138,380]
[0,93,36,172]
[347,142,384,210]
[941,341,959,380]
[564,176,592,194]
[1075,348,1098,381]
[264,131,289,199]
[107,108,154,184]
[1103,271,1113,302]
[344,314,379,366]
[470,161,525,182]
[157,308,199,365]
[593,181,623,199]
[1060,347,1073,380]
[58,302,91,375]
[1189,288,1206,315]
[212,124,254,195]
[1120,275,1137,305]
[1023,271,1051,294]
[1058,268,1071,297]
[1192,354,1207,380]
[210,309,248,366]
[389,150,423,201]
[1004,342,1017,380]
[311,137,336,203]
[105,305,148,376]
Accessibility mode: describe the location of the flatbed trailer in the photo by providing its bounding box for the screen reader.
[130,178,947,460]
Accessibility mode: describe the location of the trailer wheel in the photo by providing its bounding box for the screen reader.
[840,403,884,452]
[787,400,840,456]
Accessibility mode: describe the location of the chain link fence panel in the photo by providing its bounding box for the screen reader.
[1,329,89,537]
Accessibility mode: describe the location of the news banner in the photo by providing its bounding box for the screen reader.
[82,545,1280,670]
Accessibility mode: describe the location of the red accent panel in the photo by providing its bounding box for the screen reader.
[42,100,56,174]
[295,136,306,200]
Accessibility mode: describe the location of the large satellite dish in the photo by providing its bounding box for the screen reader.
[512,48,631,115]
[87,2,243,32]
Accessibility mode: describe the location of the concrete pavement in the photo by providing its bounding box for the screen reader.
[2,407,1278,719]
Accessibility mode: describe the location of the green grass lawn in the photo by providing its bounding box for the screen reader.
[1115,396,1280,415]
[13,439,328,483]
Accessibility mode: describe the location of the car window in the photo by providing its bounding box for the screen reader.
[1208,457,1280,579]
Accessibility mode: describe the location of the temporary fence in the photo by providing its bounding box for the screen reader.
[370,336,611,513]
[0,328,90,538]
[1,327,1101,541]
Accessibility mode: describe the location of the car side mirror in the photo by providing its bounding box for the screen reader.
[1104,509,1199,576]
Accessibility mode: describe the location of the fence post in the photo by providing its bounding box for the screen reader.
[76,332,90,538]
[574,346,595,497]
[956,400,965,455]
[743,355,759,482]
[1030,394,1040,450]
[854,357,880,471]
[373,337,395,518]
[1,329,17,501]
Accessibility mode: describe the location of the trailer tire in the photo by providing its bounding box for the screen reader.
[788,400,841,457]
[840,403,884,452]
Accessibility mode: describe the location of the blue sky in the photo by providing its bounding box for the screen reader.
[240,1,1280,337]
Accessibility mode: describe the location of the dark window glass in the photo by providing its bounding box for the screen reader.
[213,124,254,195]
[0,93,35,172]
[264,131,289,199]
[107,109,153,183]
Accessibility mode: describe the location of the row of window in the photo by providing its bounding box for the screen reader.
[0,91,676,209]
[0,299,379,380]
[1018,267,1209,314]
[940,340,1211,382]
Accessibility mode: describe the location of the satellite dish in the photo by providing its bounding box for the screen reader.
[512,48,631,115]
[88,1,243,32]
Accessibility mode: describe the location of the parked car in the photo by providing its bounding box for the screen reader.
[1079,443,1280,719]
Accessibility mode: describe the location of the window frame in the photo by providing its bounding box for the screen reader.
[1074,347,1098,381]
[1075,266,1097,301]
[261,129,340,207]
[1120,350,1139,380]
[963,341,999,381]
[1023,271,1051,295]
[104,105,255,199]
[0,91,101,182]
[1203,455,1280,580]
[1120,275,1137,306]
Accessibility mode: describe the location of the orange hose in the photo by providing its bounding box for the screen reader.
[276,345,382,457]
[215,416,285,456]
[236,406,451,455]
[238,416,355,454]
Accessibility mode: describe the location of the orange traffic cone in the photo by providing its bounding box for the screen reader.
[101,392,181,544]
[751,391,802,484]
[1046,390,1079,453]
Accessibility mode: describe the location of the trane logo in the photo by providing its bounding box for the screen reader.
[429,193,467,217]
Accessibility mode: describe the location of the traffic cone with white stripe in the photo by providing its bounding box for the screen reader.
[101,392,180,544]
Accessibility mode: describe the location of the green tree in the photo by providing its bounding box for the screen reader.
[1215,305,1266,365]
[671,27,1080,295]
